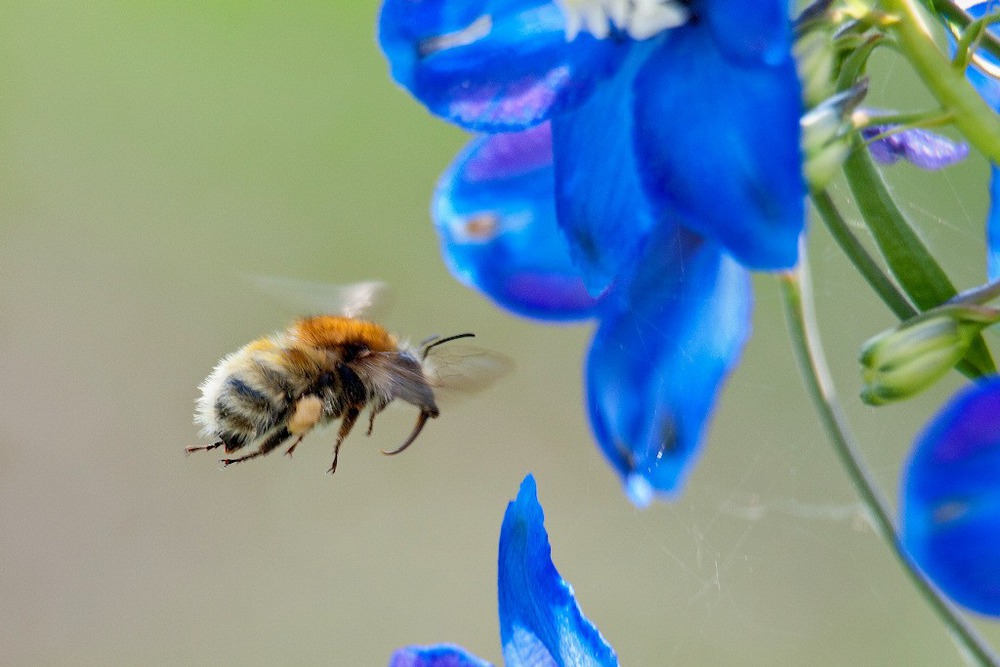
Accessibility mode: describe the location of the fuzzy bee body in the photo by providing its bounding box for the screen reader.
[190,291,506,474]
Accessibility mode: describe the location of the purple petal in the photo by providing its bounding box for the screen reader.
[901,377,1000,616]
[586,225,753,506]
[389,644,494,667]
[378,0,629,132]
[499,475,619,667]
[862,125,969,170]
[433,124,598,321]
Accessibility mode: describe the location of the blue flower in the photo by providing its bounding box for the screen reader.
[955,1,1000,279]
[433,122,752,504]
[379,0,795,502]
[388,475,619,666]
[379,0,805,287]
[901,377,1000,616]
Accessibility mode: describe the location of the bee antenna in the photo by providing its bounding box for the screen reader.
[421,332,475,360]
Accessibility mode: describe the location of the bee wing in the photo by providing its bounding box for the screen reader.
[249,275,390,320]
[422,344,515,397]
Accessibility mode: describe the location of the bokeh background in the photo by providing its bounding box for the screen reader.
[3,2,1000,664]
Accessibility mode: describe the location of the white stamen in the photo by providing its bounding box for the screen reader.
[418,15,493,56]
[555,0,688,41]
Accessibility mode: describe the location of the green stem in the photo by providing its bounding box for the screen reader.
[853,109,955,131]
[810,190,918,320]
[842,143,996,378]
[880,0,1000,162]
[955,276,1000,305]
[952,11,1000,69]
[779,262,999,667]
[933,0,1000,65]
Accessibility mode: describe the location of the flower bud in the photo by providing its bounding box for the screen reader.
[860,306,1000,405]
[795,28,836,106]
[801,83,867,190]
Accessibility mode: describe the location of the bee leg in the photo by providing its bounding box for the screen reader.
[220,427,291,467]
[329,406,360,474]
[365,402,386,437]
[284,434,306,458]
[381,410,433,456]
[185,440,224,455]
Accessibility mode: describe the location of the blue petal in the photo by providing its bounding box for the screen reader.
[701,0,791,65]
[989,164,1000,282]
[901,377,1000,616]
[498,475,618,667]
[378,0,629,132]
[861,125,969,170]
[586,225,753,506]
[389,644,494,667]
[551,40,658,296]
[963,2,1000,111]
[433,124,598,321]
[633,22,805,271]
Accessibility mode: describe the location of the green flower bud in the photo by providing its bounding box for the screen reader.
[795,28,837,107]
[859,305,1000,405]
[801,83,867,190]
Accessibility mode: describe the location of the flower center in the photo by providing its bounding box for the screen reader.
[554,0,689,41]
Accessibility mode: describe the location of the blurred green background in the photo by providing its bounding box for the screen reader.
[2,2,1000,664]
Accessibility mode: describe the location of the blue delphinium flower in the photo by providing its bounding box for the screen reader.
[901,377,1000,616]
[388,475,619,666]
[433,121,752,505]
[379,0,804,286]
[954,1,1000,279]
[379,0,798,503]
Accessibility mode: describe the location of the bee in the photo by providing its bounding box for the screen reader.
[188,280,510,473]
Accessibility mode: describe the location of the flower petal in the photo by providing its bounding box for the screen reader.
[633,22,804,271]
[961,2,1000,111]
[901,377,1000,616]
[389,644,494,667]
[861,125,969,170]
[586,225,752,506]
[551,39,658,296]
[498,475,618,667]
[989,164,1000,282]
[702,0,791,65]
[433,124,598,321]
[378,0,629,132]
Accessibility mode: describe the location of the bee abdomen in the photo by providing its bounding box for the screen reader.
[214,373,288,440]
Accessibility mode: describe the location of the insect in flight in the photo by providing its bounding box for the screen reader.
[188,280,512,474]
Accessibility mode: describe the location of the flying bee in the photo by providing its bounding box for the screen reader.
[189,280,511,473]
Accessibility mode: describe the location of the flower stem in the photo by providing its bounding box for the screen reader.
[879,0,1000,163]
[810,189,917,321]
[933,0,1000,65]
[841,143,996,378]
[779,260,999,666]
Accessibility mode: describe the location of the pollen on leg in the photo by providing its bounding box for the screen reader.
[288,395,323,435]
[554,0,688,41]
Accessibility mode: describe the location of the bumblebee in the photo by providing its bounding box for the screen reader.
[189,281,508,473]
